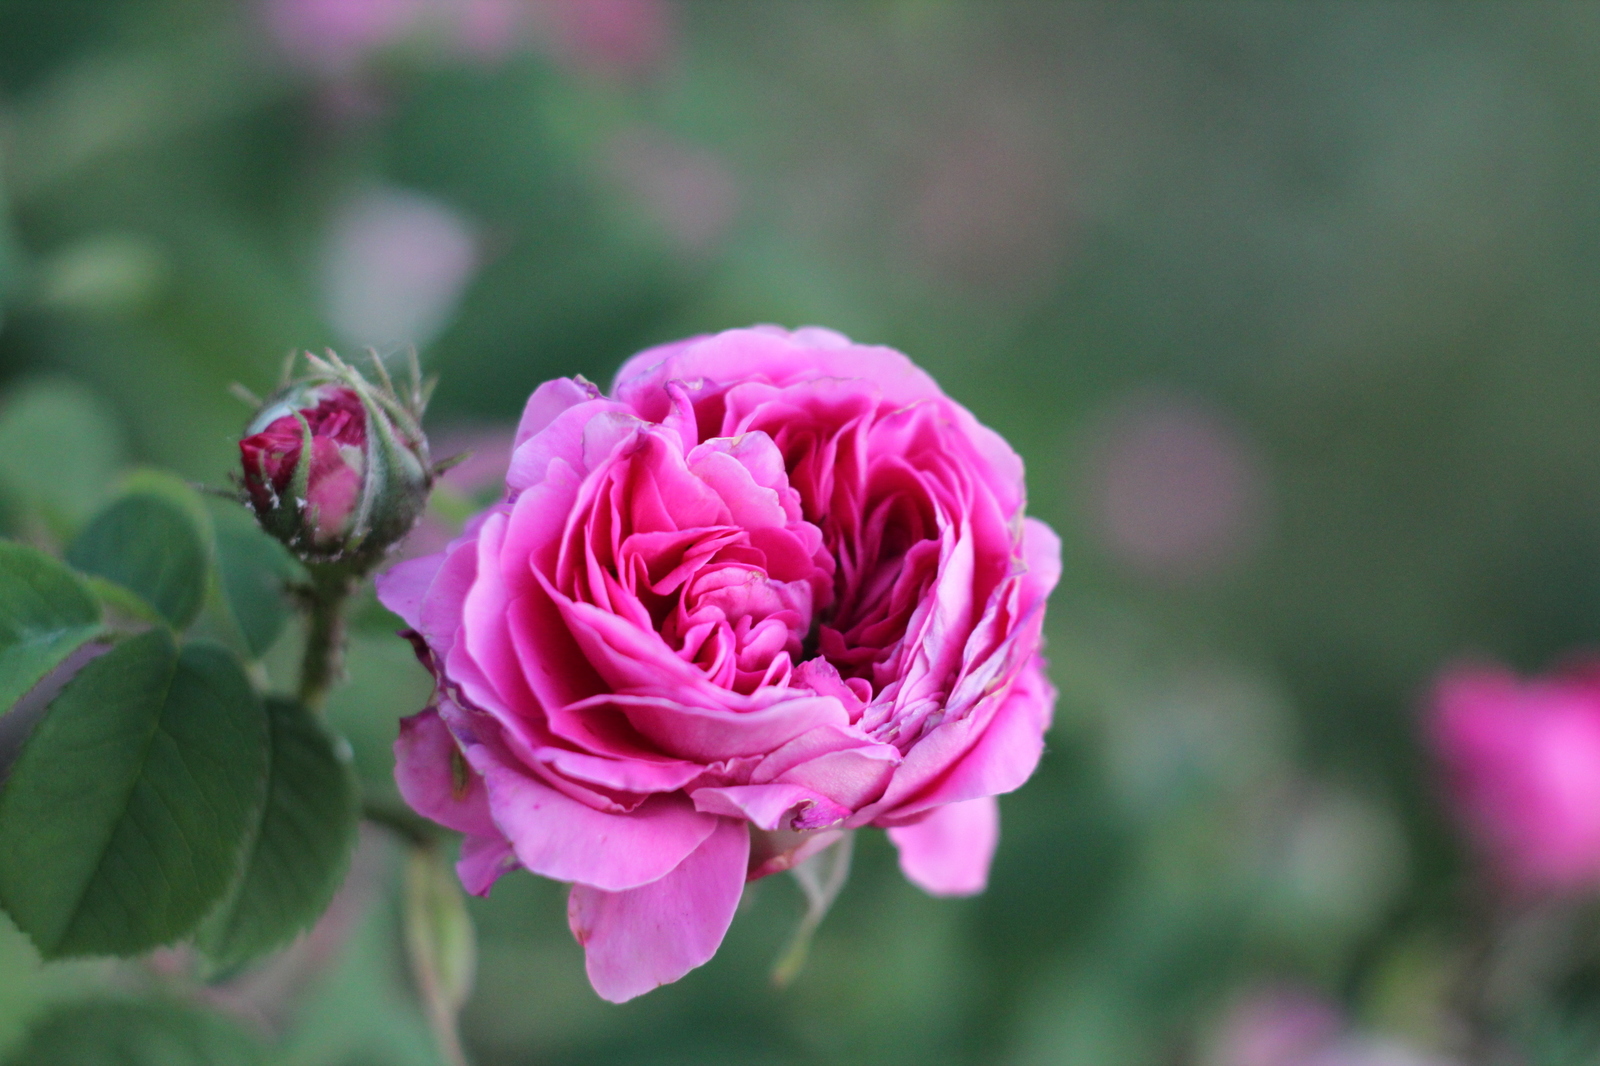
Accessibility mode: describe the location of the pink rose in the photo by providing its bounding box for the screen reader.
[378,326,1060,1001]
[1428,661,1600,896]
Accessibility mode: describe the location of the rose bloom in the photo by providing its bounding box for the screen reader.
[240,384,367,548]
[378,326,1060,1000]
[1429,661,1600,896]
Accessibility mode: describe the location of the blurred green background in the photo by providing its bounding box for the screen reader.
[4,1,1600,1063]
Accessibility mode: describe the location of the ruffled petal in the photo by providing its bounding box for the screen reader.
[460,724,720,891]
[887,795,998,897]
[874,660,1056,825]
[690,783,848,831]
[567,817,750,1002]
[514,376,602,450]
[374,553,444,632]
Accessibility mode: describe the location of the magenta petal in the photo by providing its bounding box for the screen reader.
[514,375,601,449]
[690,784,847,831]
[890,660,1056,821]
[376,553,446,632]
[458,834,518,897]
[567,817,750,1003]
[887,795,999,897]
[394,710,499,839]
[464,735,720,891]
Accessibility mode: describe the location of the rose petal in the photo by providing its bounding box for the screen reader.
[514,375,602,449]
[887,795,998,897]
[463,730,720,892]
[689,783,848,831]
[394,709,498,839]
[458,834,518,897]
[567,817,750,1002]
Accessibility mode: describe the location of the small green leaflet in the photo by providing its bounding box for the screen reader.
[0,540,102,714]
[0,631,268,958]
[210,503,300,659]
[199,697,359,971]
[67,492,209,629]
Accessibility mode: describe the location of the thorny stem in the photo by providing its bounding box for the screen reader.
[297,564,352,712]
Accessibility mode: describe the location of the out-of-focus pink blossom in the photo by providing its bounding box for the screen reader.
[605,127,739,254]
[906,101,1072,295]
[1204,987,1458,1066]
[525,0,675,83]
[266,0,428,73]
[322,187,479,351]
[1205,987,1344,1066]
[266,0,532,73]
[1429,661,1600,896]
[1082,392,1268,581]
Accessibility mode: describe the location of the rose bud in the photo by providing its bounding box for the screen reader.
[240,352,433,570]
[378,326,1060,1002]
[1428,660,1600,897]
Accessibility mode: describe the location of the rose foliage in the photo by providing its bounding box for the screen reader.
[379,326,1061,1001]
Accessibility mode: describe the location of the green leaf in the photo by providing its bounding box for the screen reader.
[0,380,124,536]
[66,492,208,629]
[0,540,102,714]
[199,696,359,971]
[5,998,264,1066]
[0,632,269,958]
[209,503,300,659]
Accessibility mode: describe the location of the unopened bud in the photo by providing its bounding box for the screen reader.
[239,352,433,571]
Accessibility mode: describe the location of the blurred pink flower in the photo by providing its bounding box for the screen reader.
[1081,392,1268,581]
[266,0,428,72]
[1205,987,1457,1066]
[525,0,675,82]
[605,127,739,254]
[1207,987,1344,1066]
[322,186,479,351]
[907,104,1072,295]
[1429,661,1600,896]
[266,0,531,72]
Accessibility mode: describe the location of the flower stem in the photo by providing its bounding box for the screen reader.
[298,564,353,712]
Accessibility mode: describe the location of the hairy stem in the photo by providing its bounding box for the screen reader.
[297,564,352,712]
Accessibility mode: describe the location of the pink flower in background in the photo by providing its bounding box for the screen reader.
[1428,662,1600,896]
[605,127,739,255]
[266,0,428,72]
[908,101,1072,296]
[526,0,675,82]
[1204,987,1458,1066]
[322,187,479,351]
[266,0,534,72]
[378,326,1059,1000]
[1082,392,1268,582]
[1205,987,1344,1066]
